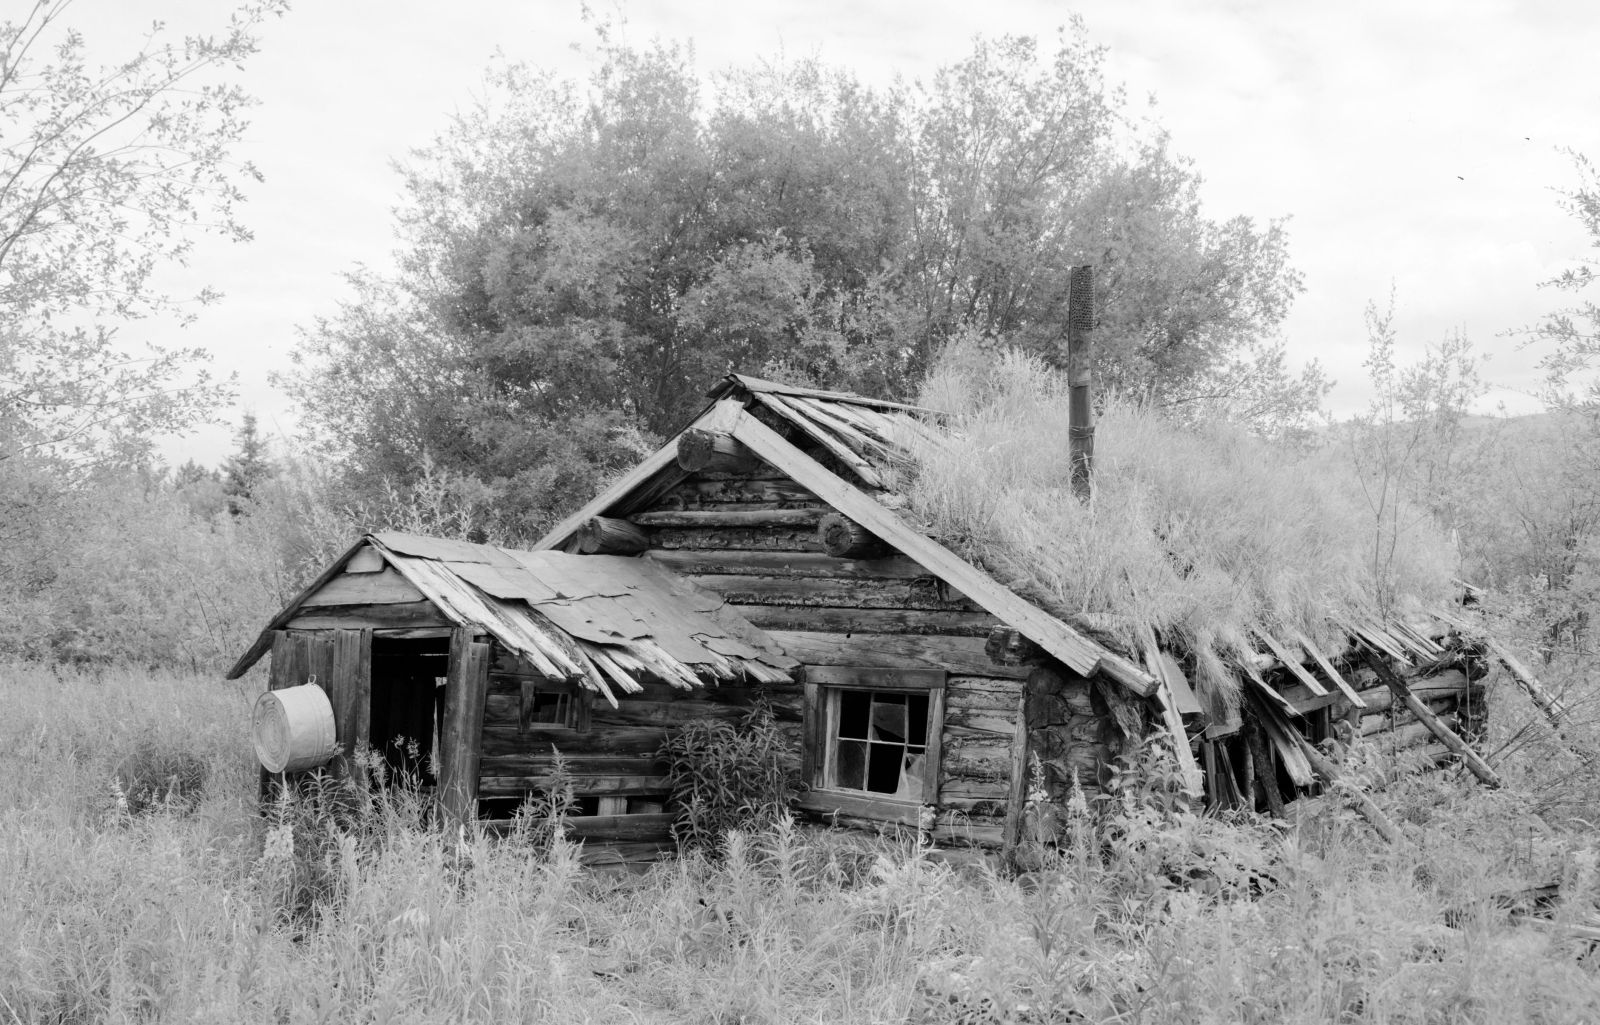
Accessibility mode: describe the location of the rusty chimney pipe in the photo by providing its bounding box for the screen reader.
[1066,264,1096,502]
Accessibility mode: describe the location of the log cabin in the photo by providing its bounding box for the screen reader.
[229,373,1506,863]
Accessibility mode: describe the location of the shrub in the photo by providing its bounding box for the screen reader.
[660,702,803,854]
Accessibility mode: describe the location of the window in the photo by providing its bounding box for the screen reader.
[828,690,930,799]
[801,666,945,823]
[519,680,587,732]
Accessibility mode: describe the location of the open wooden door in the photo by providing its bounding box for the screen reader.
[438,627,491,827]
[259,628,372,800]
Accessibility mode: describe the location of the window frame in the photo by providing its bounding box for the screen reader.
[799,665,945,825]
[518,678,590,733]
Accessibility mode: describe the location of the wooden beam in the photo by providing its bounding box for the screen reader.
[1140,628,1203,798]
[1002,691,1030,850]
[1433,608,1575,730]
[1288,625,1365,709]
[1253,627,1327,696]
[631,508,822,529]
[1291,729,1409,847]
[327,628,372,788]
[642,549,927,580]
[575,516,650,555]
[439,628,491,828]
[728,410,1156,697]
[1358,646,1501,788]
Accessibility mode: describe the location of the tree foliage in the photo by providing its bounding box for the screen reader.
[287,20,1319,538]
[1531,150,1600,410]
[0,0,284,466]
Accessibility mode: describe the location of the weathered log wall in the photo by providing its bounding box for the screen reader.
[621,464,1083,848]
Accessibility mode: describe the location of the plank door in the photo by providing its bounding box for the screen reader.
[260,629,371,798]
[438,627,491,827]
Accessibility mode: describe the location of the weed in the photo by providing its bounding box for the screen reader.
[660,701,804,855]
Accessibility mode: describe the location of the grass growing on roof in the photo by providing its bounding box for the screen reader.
[911,343,1458,717]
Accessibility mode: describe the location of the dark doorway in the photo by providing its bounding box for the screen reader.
[370,636,449,787]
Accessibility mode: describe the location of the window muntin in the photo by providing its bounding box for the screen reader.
[826,689,931,800]
[803,666,945,820]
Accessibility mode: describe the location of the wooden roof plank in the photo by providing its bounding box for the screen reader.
[1253,626,1328,696]
[719,373,940,415]
[1288,626,1365,709]
[753,392,886,488]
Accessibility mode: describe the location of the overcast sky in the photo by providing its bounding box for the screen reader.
[60,0,1600,464]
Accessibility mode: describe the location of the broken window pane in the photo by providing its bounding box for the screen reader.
[838,690,870,739]
[835,739,867,790]
[870,694,906,743]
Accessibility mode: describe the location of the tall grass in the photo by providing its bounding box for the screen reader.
[913,344,1459,716]
[2,662,1597,1023]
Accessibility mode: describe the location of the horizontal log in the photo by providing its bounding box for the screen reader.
[944,678,1027,712]
[565,812,676,842]
[764,631,1030,679]
[1366,720,1447,750]
[371,627,456,640]
[939,778,1012,803]
[941,735,1013,781]
[287,601,452,631]
[1274,682,1346,716]
[478,753,668,777]
[576,516,650,555]
[932,818,1006,848]
[633,508,824,529]
[481,725,667,758]
[701,574,979,610]
[302,569,426,607]
[735,604,1001,637]
[477,773,669,798]
[942,710,1019,737]
[644,548,927,580]
[587,699,758,727]
[577,841,677,867]
[798,789,921,826]
[940,797,1009,817]
[663,477,817,505]
[650,527,818,551]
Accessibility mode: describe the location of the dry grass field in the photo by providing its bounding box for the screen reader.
[3,661,1600,1024]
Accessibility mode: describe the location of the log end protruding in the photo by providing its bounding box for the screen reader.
[576,516,650,555]
[818,512,884,559]
[677,428,761,474]
[986,626,1047,667]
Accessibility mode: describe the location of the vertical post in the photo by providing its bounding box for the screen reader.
[328,628,372,788]
[1066,264,1096,503]
[439,628,490,827]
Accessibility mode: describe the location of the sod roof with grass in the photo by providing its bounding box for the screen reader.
[906,344,1461,719]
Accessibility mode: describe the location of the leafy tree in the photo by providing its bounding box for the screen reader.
[287,21,1316,537]
[1343,294,1484,614]
[0,0,285,467]
[1530,150,1600,410]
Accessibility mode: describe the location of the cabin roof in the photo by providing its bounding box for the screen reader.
[534,374,1160,696]
[227,531,796,704]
